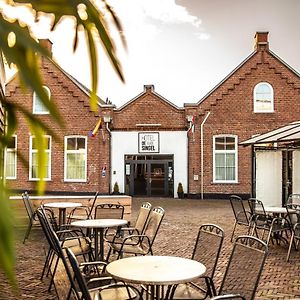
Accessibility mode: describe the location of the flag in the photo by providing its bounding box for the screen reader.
[88,118,102,137]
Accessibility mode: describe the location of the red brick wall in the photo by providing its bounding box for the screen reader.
[187,46,300,197]
[5,58,110,194]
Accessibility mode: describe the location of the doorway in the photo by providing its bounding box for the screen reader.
[125,155,174,197]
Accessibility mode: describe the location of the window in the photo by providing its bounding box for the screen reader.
[29,135,51,180]
[213,135,238,183]
[33,86,50,114]
[64,136,87,182]
[253,82,274,113]
[5,135,17,179]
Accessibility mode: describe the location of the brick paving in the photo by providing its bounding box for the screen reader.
[1,197,300,299]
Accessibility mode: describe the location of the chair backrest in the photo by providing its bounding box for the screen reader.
[134,202,152,234]
[87,191,99,219]
[287,194,300,205]
[94,203,125,220]
[230,195,249,225]
[66,248,92,300]
[248,198,266,217]
[192,224,224,280]
[219,235,268,300]
[286,203,300,225]
[22,191,35,220]
[142,206,165,247]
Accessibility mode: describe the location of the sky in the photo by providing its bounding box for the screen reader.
[2,0,300,107]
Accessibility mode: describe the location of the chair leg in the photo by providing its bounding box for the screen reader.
[287,232,295,262]
[230,221,237,242]
[23,220,33,244]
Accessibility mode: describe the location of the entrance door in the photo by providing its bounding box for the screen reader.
[125,155,173,197]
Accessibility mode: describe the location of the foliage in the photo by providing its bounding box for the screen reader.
[0,0,125,286]
[113,181,120,194]
[177,182,184,194]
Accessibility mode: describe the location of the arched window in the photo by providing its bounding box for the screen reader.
[253,82,274,113]
[33,86,50,114]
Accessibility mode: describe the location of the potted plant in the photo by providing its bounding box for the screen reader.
[177,182,184,199]
[113,182,120,195]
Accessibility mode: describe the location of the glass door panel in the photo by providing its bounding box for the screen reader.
[150,163,165,196]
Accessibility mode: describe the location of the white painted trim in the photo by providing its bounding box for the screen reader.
[64,135,87,182]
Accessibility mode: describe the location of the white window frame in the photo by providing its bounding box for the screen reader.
[29,135,52,181]
[213,135,238,183]
[64,136,87,182]
[253,82,274,113]
[5,135,17,179]
[33,86,50,114]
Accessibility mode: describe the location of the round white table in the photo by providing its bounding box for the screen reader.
[106,255,206,300]
[71,219,128,261]
[263,206,287,215]
[44,202,82,228]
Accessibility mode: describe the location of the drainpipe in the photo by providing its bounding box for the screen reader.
[200,112,211,199]
[105,121,112,194]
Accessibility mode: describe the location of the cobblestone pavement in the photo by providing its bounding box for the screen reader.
[1,197,300,299]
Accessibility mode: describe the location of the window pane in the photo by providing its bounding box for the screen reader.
[5,152,15,178]
[225,137,235,150]
[67,138,76,150]
[77,138,85,150]
[33,86,50,114]
[215,137,225,150]
[7,136,15,148]
[66,153,85,180]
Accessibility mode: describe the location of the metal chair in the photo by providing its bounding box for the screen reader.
[105,202,152,244]
[94,203,125,240]
[22,191,57,243]
[248,198,290,245]
[66,248,142,300]
[287,194,300,205]
[286,203,300,261]
[173,224,224,299]
[106,206,165,260]
[67,191,99,223]
[36,206,94,292]
[215,235,268,300]
[229,195,252,242]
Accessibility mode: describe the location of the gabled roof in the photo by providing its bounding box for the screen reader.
[117,85,183,111]
[240,121,300,146]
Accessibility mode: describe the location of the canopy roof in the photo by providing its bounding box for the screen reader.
[240,121,300,146]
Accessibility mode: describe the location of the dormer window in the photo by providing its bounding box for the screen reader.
[33,86,50,114]
[253,82,274,113]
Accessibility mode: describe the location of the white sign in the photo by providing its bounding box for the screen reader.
[138,132,159,153]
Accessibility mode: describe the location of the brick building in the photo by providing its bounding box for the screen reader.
[5,32,300,199]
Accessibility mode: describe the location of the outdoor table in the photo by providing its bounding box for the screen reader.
[71,219,128,261]
[263,206,288,216]
[106,255,206,300]
[44,202,82,228]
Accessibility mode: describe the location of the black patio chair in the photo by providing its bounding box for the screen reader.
[286,203,300,261]
[173,224,225,299]
[67,191,99,223]
[22,191,57,243]
[106,206,165,260]
[36,206,94,292]
[229,195,252,242]
[105,201,152,244]
[213,235,268,300]
[248,198,290,245]
[66,248,142,300]
[93,203,125,239]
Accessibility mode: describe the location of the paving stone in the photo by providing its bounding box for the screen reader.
[0,197,300,299]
